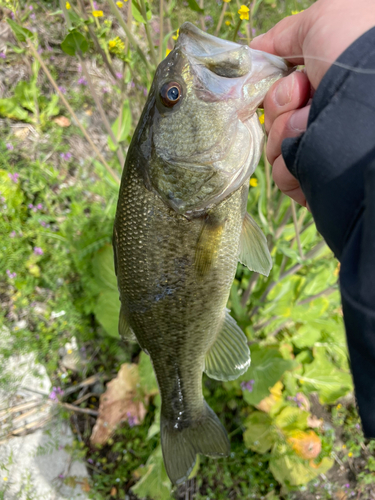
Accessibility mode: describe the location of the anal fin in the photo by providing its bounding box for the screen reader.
[204,309,250,381]
[239,212,272,276]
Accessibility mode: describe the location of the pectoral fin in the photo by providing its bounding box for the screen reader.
[204,310,250,381]
[195,214,225,278]
[239,212,272,276]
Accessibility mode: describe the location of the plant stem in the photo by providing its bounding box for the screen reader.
[77,0,118,80]
[199,0,205,31]
[80,60,125,166]
[291,200,304,260]
[140,0,158,67]
[232,18,242,41]
[215,2,227,35]
[107,0,153,73]
[27,41,120,184]
[159,0,164,62]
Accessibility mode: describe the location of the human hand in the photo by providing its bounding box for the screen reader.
[250,0,375,207]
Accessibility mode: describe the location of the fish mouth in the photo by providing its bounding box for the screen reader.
[177,22,294,113]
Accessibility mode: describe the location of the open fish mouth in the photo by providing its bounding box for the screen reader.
[176,22,293,114]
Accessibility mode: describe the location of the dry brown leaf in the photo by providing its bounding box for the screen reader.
[287,430,322,459]
[110,486,117,496]
[14,127,29,139]
[307,415,324,429]
[53,116,71,127]
[81,478,91,492]
[90,363,146,445]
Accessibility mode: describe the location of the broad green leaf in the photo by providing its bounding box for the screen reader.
[132,1,152,23]
[298,347,352,404]
[132,446,172,500]
[0,98,29,121]
[236,345,295,405]
[92,244,118,291]
[139,351,159,396]
[291,325,321,349]
[94,289,120,338]
[7,19,34,42]
[187,0,204,12]
[61,30,88,56]
[243,411,275,453]
[14,81,37,113]
[92,245,120,337]
[269,442,333,486]
[0,170,24,212]
[108,100,132,151]
[274,406,309,433]
[42,94,60,119]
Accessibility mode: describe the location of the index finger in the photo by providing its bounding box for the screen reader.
[250,11,309,66]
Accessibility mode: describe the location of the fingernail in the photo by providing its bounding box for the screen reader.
[288,106,310,132]
[274,73,294,107]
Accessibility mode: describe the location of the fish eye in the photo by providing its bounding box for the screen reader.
[160,82,182,108]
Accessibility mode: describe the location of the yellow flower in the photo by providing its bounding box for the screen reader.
[258,113,265,124]
[92,10,103,17]
[225,20,231,26]
[223,0,231,2]
[250,178,258,187]
[109,40,116,48]
[116,1,123,6]
[334,262,341,277]
[342,444,347,449]
[291,9,304,15]
[65,1,71,9]
[172,29,179,41]
[3,477,7,481]
[166,48,171,57]
[238,5,250,20]
[348,452,353,457]
[337,403,342,409]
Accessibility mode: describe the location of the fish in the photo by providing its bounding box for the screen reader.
[113,22,293,485]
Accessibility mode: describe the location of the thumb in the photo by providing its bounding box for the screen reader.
[250,11,308,65]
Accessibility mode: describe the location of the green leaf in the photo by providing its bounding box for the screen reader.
[243,411,275,453]
[237,345,295,405]
[61,30,88,56]
[269,442,333,486]
[132,1,152,24]
[91,245,120,338]
[139,351,159,396]
[274,406,309,432]
[147,394,161,440]
[94,290,120,338]
[108,100,132,152]
[0,98,29,121]
[132,446,172,500]
[92,244,118,291]
[14,81,37,113]
[6,19,34,42]
[291,325,321,349]
[299,347,352,404]
[187,0,204,13]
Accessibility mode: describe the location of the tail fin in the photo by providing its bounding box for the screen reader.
[160,401,230,485]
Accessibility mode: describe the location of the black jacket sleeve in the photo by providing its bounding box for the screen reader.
[281,27,375,437]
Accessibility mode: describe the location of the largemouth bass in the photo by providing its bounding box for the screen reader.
[113,22,292,484]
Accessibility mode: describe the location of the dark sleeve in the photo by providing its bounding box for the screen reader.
[281,27,375,437]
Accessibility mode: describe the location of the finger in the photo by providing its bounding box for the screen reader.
[266,105,311,165]
[249,10,312,65]
[263,71,311,133]
[272,155,308,208]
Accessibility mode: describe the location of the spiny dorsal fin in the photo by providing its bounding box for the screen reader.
[204,309,250,381]
[239,212,272,276]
